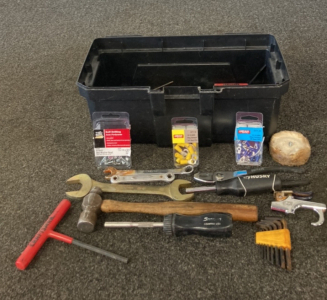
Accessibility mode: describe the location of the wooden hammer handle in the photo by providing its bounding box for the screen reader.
[101,200,258,222]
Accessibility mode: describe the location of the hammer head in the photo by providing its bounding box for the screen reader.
[66,174,93,199]
[77,187,103,233]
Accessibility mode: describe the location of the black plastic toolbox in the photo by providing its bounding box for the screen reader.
[77,34,289,146]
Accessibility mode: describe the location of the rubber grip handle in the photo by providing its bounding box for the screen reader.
[246,167,305,175]
[16,199,73,270]
[164,213,233,237]
[101,200,258,222]
[215,175,282,196]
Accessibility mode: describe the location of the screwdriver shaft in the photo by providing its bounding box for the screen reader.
[185,186,216,193]
[104,222,163,228]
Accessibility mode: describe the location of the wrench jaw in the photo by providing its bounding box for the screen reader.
[66,174,93,199]
[170,180,194,201]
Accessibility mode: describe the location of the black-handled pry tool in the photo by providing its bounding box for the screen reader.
[185,175,310,197]
[194,167,305,184]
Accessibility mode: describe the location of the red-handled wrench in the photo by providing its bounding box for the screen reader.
[16,199,128,270]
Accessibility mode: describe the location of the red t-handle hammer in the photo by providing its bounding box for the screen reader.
[16,199,128,270]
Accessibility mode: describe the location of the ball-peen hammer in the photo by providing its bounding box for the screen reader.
[16,199,128,270]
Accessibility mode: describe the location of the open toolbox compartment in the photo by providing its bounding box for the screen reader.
[77,34,289,146]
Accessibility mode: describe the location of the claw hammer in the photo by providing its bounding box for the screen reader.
[16,199,128,270]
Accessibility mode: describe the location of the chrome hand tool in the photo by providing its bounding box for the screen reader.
[104,165,194,183]
[271,191,326,226]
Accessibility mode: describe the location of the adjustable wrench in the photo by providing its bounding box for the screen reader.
[104,165,194,183]
[66,174,194,201]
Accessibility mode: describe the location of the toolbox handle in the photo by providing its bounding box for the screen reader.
[150,88,213,146]
[150,88,214,116]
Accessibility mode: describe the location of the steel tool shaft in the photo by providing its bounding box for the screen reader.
[16,199,128,270]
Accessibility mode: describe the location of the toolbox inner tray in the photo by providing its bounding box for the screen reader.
[89,50,276,88]
[77,34,289,146]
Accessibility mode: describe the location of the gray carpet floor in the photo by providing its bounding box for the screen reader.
[1,0,327,299]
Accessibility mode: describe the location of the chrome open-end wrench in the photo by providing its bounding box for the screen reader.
[110,173,176,184]
[104,165,194,183]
